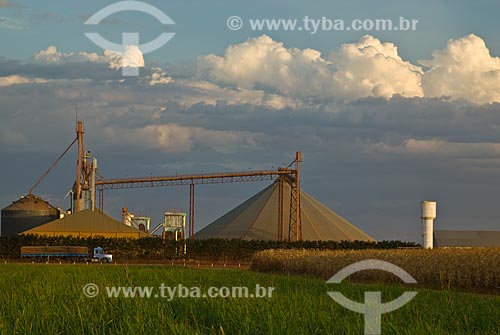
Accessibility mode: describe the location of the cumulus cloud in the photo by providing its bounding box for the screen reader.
[420,34,500,104]
[200,34,500,104]
[34,45,144,71]
[146,67,172,85]
[199,35,333,98]
[104,45,145,70]
[34,45,106,64]
[329,35,423,99]
[0,75,50,86]
[199,34,423,100]
[17,34,500,105]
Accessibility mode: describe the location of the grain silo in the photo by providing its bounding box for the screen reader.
[1,193,60,236]
[195,182,375,242]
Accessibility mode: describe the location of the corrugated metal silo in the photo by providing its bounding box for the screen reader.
[1,194,60,236]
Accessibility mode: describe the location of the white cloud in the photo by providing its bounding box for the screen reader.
[160,80,304,109]
[420,34,500,104]
[199,34,423,100]
[329,35,423,99]
[34,45,144,71]
[0,75,50,86]
[104,45,145,70]
[201,34,500,104]
[199,35,333,98]
[146,67,172,85]
[33,45,106,64]
[21,34,500,105]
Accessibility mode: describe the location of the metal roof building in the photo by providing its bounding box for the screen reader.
[21,209,150,238]
[195,182,374,241]
[434,230,500,247]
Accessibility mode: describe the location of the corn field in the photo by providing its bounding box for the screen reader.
[251,248,500,293]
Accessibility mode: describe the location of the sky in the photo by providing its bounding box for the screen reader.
[1,0,500,241]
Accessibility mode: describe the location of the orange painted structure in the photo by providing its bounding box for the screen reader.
[95,152,302,241]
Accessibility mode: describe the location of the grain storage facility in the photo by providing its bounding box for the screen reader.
[21,209,150,238]
[1,194,60,237]
[195,182,374,241]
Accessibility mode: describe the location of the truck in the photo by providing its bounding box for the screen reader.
[20,246,113,263]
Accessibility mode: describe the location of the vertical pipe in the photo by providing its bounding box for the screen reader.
[89,157,96,211]
[189,183,195,239]
[75,121,84,212]
[97,189,101,213]
[278,177,284,241]
[100,189,104,213]
[70,190,74,213]
[287,151,302,242]
[295,151,302,241]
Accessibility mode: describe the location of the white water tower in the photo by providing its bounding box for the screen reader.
[421,201,436,249]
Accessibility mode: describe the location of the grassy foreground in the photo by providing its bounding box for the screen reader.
[0,264,499,335]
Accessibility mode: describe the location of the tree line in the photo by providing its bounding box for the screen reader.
[0,235,420,262]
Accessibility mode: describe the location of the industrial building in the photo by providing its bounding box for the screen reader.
[0,120,147,239]
[21,209,150,238]
[434,230,500,247]
[420,202,500,247]
[1,120,308,241]
[152,211,187,241]
[1,194,60,236]
[195,182,375,241]
[122,207,151,232]
[7,119,499,246]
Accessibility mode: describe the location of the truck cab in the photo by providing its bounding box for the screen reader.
[93,247,113,263]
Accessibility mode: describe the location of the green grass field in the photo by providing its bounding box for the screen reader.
[0,264,498,335]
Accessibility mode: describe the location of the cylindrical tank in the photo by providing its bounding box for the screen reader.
[1,194,60,236]
[421,201,437,249]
